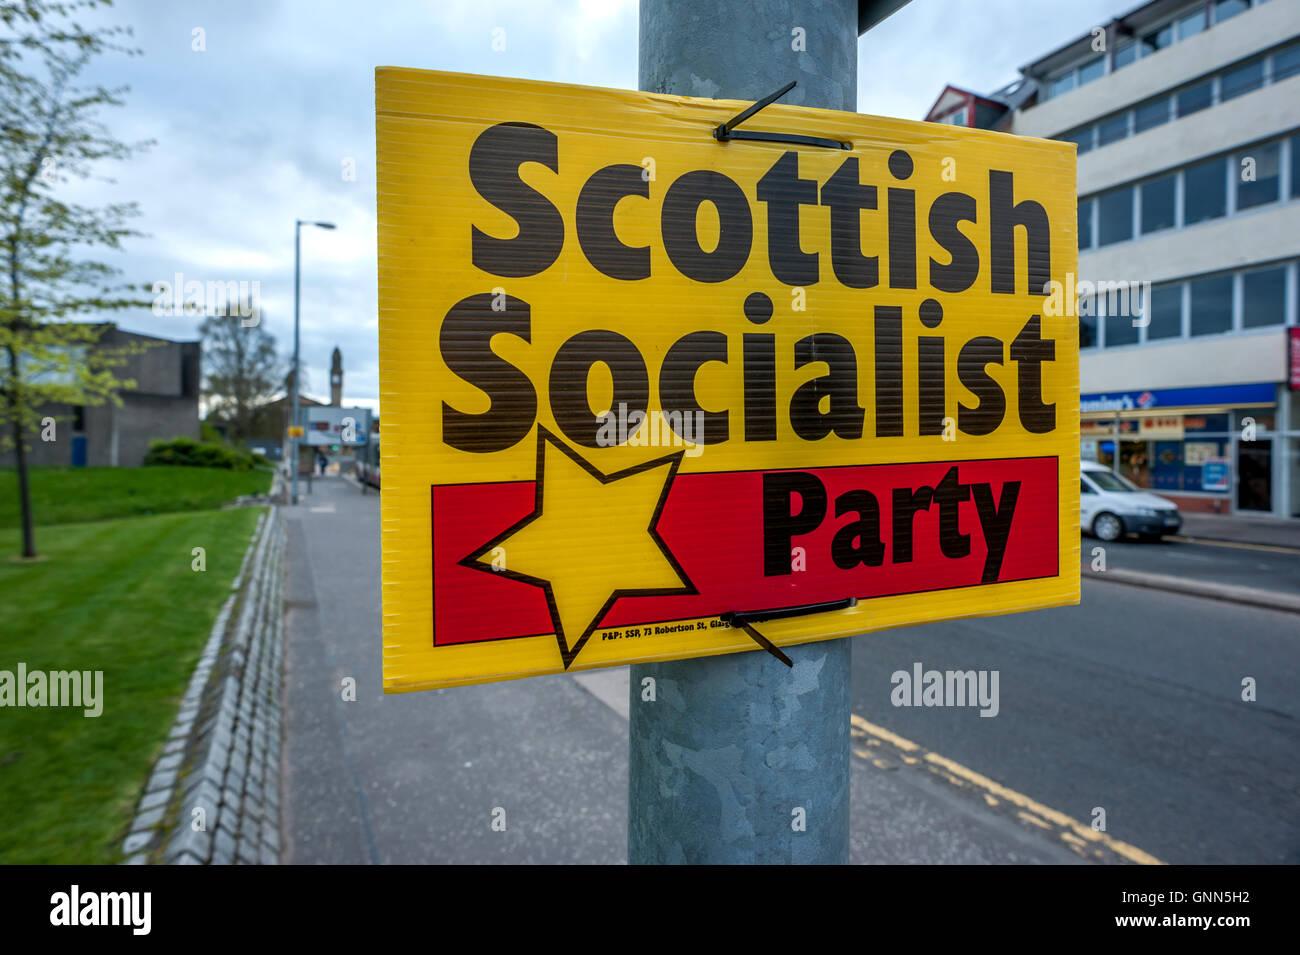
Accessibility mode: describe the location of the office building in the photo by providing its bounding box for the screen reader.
[926,0,1300,517]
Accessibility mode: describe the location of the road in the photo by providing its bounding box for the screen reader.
[282,476,1299,863]
[850,578,1300,864]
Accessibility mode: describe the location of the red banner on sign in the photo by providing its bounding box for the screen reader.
[431,456,1059,647]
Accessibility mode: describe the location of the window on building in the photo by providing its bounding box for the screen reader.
[1184,156,1227,224]
[1134,96,1171,133]
[1237,141,1280,210]
[1151,440,1185,492]
[1078,198,1094,249]
[1105,308,1140,347]
[1078,56,1105,86]
[1147,283,1183,340]
[1176,79,1214,116]
[1220,59,1264,101]
[72,405,86,431]
[1214,0,1250,24]
[1140,174,1177,233]
[1186,414,1230,433]
[1242,266,1286,327]
[1177,9,1207,39]
[1098,187,1133,245]
[1114,41,1137,70]
[1141,23,1174,54]
[1292,133,1300,198]
[1189,274,1234,335]
[1064,126,1094,154]
[1275,42,1300,82]
[1097,114,1128,146]
[1079,304,1098,348]
[1049,72,1076,98]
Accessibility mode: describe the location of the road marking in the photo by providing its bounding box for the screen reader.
[1168,535,1300,555]
[850,714,1165,866]
[570,675,1167,863]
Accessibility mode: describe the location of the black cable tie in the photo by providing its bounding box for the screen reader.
[721,598,858,667]
[713,80,851,150]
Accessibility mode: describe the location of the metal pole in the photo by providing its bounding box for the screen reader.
[629,0,857,865]
[291,220,302,506]
[1112,410,1120,474]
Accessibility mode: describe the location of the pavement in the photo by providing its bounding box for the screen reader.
[1079,535,1300,614]
[281,475,1299,864]
[1174,512,1300,551]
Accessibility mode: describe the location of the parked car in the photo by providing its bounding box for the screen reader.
[1081,460,1182,542]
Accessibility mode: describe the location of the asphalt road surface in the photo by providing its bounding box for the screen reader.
[283,476,1299,864]
[851,578,1300,864]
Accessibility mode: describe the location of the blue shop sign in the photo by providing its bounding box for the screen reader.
[1080,382,1275,414]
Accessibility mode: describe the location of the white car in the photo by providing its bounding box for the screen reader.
[1081,460,1182,542]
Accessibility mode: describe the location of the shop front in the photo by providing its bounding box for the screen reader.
[1079,382,1284,516]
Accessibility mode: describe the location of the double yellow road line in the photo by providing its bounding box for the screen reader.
[850,714,1165,865]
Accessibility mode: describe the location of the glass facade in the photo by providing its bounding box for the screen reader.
[1184,157,1227,224]
[1242,267,1286,327]
[1220,59,1264,101]
[1141,175,1177,233]
[1147,284,1183,339]
[1098,187,1133,245]
[1189,275,1234,336]
[1237,142,1279,210]
[1080,408,1283,515]
[1080,260,1298,350]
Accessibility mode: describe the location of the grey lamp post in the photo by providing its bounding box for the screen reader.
[630,0,912,865]
[291,218,336,505]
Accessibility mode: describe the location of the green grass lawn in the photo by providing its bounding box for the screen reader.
[0,507,264,864]
[0,466,272,529]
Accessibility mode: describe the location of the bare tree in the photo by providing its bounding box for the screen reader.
[200,309,282,443]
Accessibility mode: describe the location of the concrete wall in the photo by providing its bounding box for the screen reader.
[116,392,201,466]
[1079,326,1287,391]
[105,327,199,398]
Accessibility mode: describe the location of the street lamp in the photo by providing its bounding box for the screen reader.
[292,219,337,505]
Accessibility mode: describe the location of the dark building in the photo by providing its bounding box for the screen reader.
[2,325,201,468]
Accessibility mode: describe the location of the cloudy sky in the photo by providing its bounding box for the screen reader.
[70,0,1122,412]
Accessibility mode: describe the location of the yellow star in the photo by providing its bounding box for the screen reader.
[467,428,695,668]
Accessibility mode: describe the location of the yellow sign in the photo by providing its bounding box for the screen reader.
[376,69,1080,693]
[287,425,304,438]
